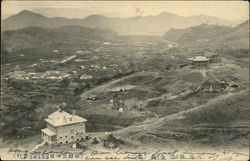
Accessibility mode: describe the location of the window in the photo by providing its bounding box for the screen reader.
[66,141,68,143]
[59,142,62,144]
[65,136,67,138]
[81,133,83,135]
[76,133,78,135]
[71,136,73,138]
[60,137,62,139]
[76,139,79,141]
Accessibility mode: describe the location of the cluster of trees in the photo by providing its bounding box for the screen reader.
[0,97,44,139]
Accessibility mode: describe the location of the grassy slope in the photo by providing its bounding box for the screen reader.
[115,89,249,150]
[111,56,249,149]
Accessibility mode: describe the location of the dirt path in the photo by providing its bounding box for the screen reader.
[115,90,246,135]
[60,55,77,64]
[32,140,46,152]
[159,39,179,46]
[157,39,179,53]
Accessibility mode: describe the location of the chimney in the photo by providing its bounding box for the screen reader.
[61,102,66,109]
[72,110,76,115]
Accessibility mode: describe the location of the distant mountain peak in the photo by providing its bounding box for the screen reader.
[18,10,33,14]
[157,12,178,17]
[17,10,37,15]
[14,10,46,18]
[84,14,108,20]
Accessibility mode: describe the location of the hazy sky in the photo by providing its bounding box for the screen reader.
[2,1,249,21]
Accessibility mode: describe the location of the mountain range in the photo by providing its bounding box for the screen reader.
[163,20,249,48]
[2,10,237,35]
[30,8,120,19]
[2,25,117,52]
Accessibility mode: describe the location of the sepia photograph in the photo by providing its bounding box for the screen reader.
[0,1,249,160]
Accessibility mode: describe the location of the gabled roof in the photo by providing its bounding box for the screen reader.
[202,77,221,86]
[45,109,87,127]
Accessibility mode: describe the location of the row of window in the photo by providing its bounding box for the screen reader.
[58,138,84,144]
[59,133,84,139]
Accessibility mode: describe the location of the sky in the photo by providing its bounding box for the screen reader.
[1,1,249,21]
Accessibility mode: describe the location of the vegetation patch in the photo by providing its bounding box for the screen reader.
[181,72,204,83]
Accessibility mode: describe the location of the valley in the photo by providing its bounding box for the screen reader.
[0,11,249,160]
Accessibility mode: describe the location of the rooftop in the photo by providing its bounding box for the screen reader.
[203,77,221,85]
[45,109,87,127]
[41,128,56,136]
[193,56,209,62]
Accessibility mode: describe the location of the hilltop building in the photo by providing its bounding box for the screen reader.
[191,56,209,69]
[41,109,87,144]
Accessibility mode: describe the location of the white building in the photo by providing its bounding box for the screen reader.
[41,109,87,144]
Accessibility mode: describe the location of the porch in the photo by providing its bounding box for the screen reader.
[41,128,56,144]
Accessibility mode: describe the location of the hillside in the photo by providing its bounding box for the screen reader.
[114,89,249,150]
[163,24,232,43]
[1,10,81,31]
[163,20,249,48]
[216,20,249,47]
[2,10,235,35]
[2,25,117,52]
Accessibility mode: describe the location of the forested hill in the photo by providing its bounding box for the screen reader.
[2,25,117,52]
[163,20,249,48]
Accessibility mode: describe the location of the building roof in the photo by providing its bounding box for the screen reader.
[202,77,222,86]
[193,56,209,62]
[41,128,56,136]
[44,109,87,127]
